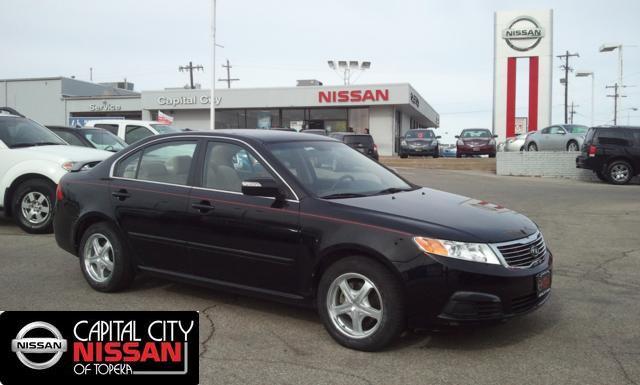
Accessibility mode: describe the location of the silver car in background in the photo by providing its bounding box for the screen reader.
[500,132,531,152]
[524,124,589,151]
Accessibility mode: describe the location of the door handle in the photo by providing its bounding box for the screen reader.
[111,189,131,201]
[191,200,214,213]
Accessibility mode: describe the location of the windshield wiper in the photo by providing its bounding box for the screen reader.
[10,142,64,148]
[371,187,414,196]
[321,192,369,199]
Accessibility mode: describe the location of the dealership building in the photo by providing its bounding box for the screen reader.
[0,77,439,156]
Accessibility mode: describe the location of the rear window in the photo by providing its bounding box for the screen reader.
[584,127,596,143]
[344,135,374,146]
[596,128,631,146]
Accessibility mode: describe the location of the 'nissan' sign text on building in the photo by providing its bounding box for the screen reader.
[318,89,389,103]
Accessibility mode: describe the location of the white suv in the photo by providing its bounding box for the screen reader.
[0,108,111,233]
[85,119,182,145]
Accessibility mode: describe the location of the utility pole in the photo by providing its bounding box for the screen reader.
[179,61,204,89]
[569,102,579,124]
[606,83,627,125]
[89,67,93,82]
[557,51,580,124]
[218,59,239,88]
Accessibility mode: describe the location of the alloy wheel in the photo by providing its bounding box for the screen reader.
[568,142,579,151]
[326,273,383,339]
[20,191,51,225]
[611,164,630,183]
[83,233,115,283]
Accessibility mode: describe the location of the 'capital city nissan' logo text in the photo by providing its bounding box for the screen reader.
[502,16,545,52]
[11,321,67,370]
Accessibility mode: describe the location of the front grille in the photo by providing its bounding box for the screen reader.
[510,291,549,314]
[495,233,546,268]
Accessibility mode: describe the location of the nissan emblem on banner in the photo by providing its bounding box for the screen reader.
[0,311,199,384]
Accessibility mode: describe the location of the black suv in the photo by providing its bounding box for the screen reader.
[576,126,640,184]
[329,132,379,160]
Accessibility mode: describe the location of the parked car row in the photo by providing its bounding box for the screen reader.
[398,128,498,159]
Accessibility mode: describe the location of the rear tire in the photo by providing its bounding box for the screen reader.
[567,141,579,152]
[78,222,135,292]
[456,154,462,158]
[433,147,440,158]
[12,179,55,234]
[606,160,634,185]
[318,256,405,351]
[399,153,408,159]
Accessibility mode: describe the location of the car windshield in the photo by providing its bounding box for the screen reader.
[0,117,67,148]
[150,124,182,134]
[269,141,414,198]
[343,135,373,146]
[565,125,589,134]
[461,129,491,138]
[406,130,434,139]
[82,129,127,151]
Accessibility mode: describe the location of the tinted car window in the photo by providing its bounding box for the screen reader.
[0,117,67,148]
[549,126,565,134]
[93,124,119,135]
[584,127,597,143]
[406,130,435,139]
[343,135,374,146]
[597,128,630,146]
[461,129,491,138]
[136,141,197,185]
[202,142,272,192]
[270,141,412,198]
[565,125,588,134]
[52,130,85,146]
[125,125,153,144]
[115,152,141,179]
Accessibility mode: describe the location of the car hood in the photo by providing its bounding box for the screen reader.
[332,188,538,243]
[460,137,491,144]
[14,145,112,163]
[405,138,434,145]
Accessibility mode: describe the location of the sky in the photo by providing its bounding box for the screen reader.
[1,0,639,142]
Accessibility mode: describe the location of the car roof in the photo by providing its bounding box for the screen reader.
[145,129,337,144]
[330,132,371,137]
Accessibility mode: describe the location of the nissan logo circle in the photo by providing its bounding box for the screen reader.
[11,321,67,370]
[502,16,545,52]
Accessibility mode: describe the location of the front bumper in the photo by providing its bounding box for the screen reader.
[402,250,553,328]
[401,146,437,155]
[457,145,496,156]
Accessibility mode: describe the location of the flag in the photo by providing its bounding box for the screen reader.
[157,110,174,125]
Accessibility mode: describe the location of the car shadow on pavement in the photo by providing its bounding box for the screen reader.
[131,272,562,352]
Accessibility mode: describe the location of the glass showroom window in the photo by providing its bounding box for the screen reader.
[216,109,246,128]
[282,109,305,130]
[246,109,280,129]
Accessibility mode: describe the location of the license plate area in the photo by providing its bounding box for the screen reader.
[536,270,552,297]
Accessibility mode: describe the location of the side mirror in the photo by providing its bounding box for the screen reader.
[455,135,460,139]
[436,135,442,139]
[558,131,566,135]
[241,178,285,201]
[492,134,499,138]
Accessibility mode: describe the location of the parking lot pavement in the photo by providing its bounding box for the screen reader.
[1,169,639,385]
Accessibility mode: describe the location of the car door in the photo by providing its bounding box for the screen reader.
[184,139,303,296]
[110,138,199,273]
[540,126,561,150]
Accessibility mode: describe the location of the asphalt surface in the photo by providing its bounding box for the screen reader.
[1,169,639,385]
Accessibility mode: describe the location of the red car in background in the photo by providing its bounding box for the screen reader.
[456,128,498,158]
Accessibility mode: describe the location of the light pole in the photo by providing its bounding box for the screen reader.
[576,71,594,126]
[600,44,624,115]
[623,107,638,125]
[327,60,371,85]
[210,0,216,130]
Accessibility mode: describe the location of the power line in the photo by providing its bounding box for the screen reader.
[557,51,580,124]
[218,59,239,88]
[178,61,204,89]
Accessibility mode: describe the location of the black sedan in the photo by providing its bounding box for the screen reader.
[54,130,552,351]
[47,126,128,152]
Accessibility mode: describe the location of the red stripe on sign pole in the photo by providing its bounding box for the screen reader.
[506,57,517,138]
[528,56,539,131]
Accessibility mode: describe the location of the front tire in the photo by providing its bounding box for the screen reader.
[433,146,440,158]
[318,256,405,351]
[567,141,579,151]
[78,222,135,292]
[399,153,408,159]
[12,179,55,234]
[606,160,634,185]
[527,142,538,151]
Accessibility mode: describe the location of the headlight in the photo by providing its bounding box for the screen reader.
[61,161,75,172]
[413,237,501,265]
[401,140,407,146]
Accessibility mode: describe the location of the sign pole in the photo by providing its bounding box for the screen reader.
[210,0,216,130]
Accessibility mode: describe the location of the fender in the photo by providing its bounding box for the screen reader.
[0,160,65,213]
